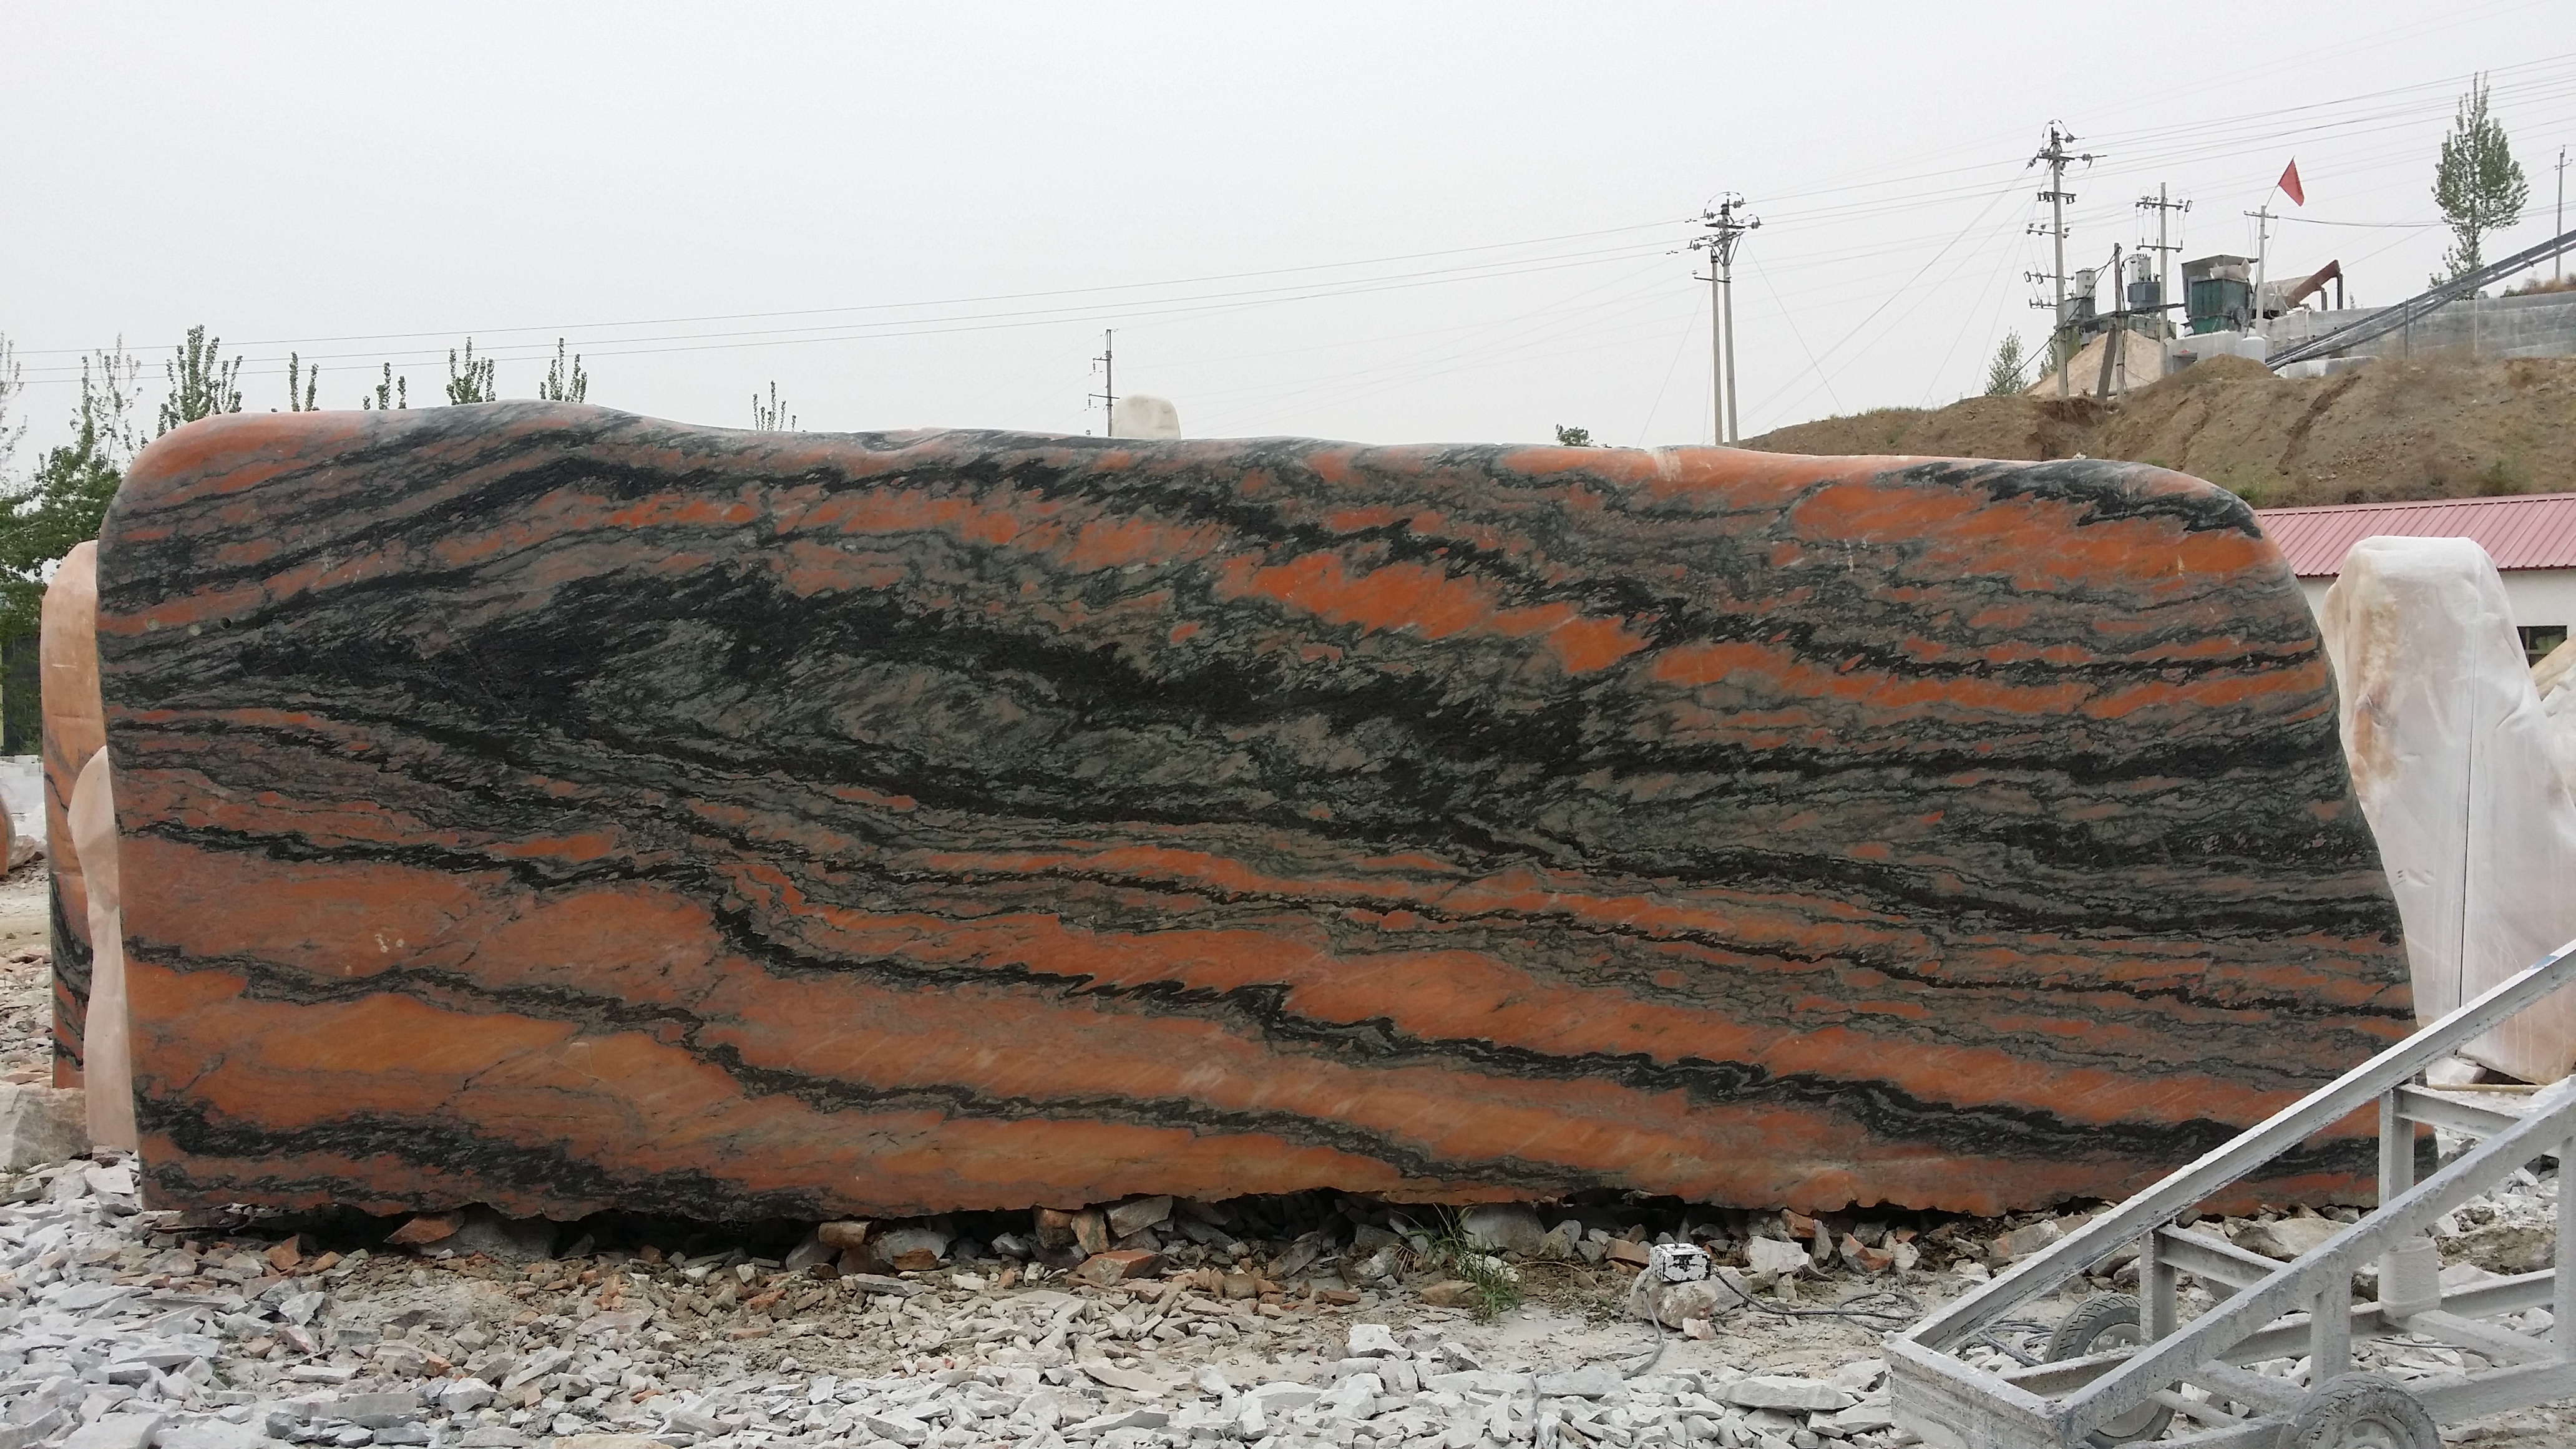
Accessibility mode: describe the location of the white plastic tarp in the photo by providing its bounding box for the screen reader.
[2320,535,2576,1083]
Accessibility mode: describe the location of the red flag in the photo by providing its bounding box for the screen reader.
[2277,160,2305,207]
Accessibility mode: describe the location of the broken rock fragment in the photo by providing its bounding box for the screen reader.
[1073,1249,1164,1286]
[383,1213,459,1247]
[1070,1209,1110,1257]
[1744,1237,1810,1281]
[1104,1194,1173,1237]
[1989,1221,2064,1261]
[1635,1272,1747,1329]
[1459,1204,1548,1256]
[2240,1215,2344,1261]
[872,1224,950,1270]
[1727,1375,1854,1413]
[815,1219,871,1249]
[0,1082,87,1169]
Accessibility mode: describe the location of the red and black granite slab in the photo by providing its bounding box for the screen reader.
[97,404,2408,1219]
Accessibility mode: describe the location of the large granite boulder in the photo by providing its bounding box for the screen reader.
[2321,536,2576,1082]
[97,405,2408,1219]
[40,540,103,1086]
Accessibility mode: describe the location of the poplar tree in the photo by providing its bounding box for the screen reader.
[285,353,320,412]
[2433,74,2529,282]
[445,339,497,405]
[362,364,408,411]
[156,325,243,434]
[1984,334,2029,395]
[537,339,588,403]
[752,381,796,431]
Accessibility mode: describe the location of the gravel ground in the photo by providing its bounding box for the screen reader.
[0,860,2569,1448]
[0,864,52,1085]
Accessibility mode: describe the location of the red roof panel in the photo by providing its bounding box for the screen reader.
[2252,492,2576,575]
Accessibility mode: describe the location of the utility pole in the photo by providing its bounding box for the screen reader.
[2245,204,2276,334]
[1688,196,1760,443]
[2095,244,2126,401]
[1090,329,1116,436]
[2559,147,2569,282]
[2137,185,2190,335]
[2028,123,2096,398]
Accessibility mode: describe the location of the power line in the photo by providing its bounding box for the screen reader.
[9,242,1687,385]
[1749,179,2027,422]
[6,225,1693,365]
[1746,253,1840,422]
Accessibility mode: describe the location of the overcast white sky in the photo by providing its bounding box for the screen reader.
[5,1,2572,456]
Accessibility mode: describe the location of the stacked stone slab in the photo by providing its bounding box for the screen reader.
[93,405,2410,1219]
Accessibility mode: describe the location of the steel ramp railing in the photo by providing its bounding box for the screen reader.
[1890,935,2576,1449]
[2264,225,2576,371]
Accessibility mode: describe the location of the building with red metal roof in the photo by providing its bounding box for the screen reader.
[2254,493,2576,663]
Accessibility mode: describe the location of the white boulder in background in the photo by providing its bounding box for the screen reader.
[1109,394,1181,439]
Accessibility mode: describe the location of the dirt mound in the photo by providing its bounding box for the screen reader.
[1745,351,2576,506]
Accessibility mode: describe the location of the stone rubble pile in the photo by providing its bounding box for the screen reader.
[0,950,54,1093]
[0,1143,2554,1449]
[0,1154,1988,1449]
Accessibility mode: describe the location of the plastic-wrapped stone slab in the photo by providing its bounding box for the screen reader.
[97,405,2411,1219]
[2321,537,2576,1083]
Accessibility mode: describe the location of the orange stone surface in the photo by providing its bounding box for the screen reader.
[96,405,2411,1220]
[40,540,102,1086]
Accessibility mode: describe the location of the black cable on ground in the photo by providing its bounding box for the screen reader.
[1606,1263,1924,1380]
[1623,1312,1669,1379]
[1969,1317,2059,1368]
[1711,1269,1923,1331]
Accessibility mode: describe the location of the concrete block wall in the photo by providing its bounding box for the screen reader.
[2260,290,2576,359]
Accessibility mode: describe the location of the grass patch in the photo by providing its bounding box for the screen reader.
[2475,456,2527,496]
[1421,1208,1525,1320]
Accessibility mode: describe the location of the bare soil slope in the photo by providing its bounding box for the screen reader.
[1745,352,2576,507]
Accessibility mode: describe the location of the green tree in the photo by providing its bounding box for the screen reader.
[156,324,243,435]
[0,348,139,645]
[1553,424,1593,447]
[77,345,143,464]
[445,339,497,404]
[2433,74,2530,282]
[1984,333,2029,395]
[537,339,588,403]
[284,352,320,412]
[752,381,795,431]
[361,363,408,411]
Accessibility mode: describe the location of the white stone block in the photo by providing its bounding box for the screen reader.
[0,1084,87,1169]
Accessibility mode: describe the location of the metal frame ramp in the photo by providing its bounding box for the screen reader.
[1891,938,2576,1448]
[2265,226,2576,371]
